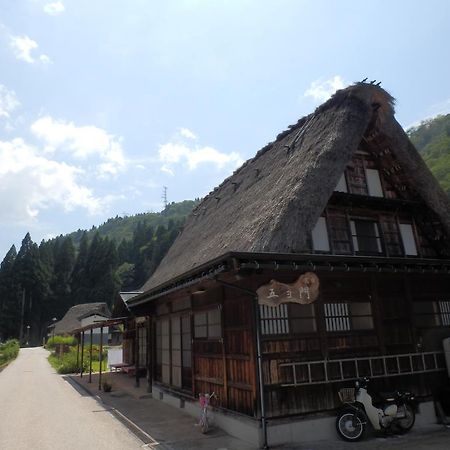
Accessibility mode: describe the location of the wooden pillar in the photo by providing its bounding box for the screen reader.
[146,317,152,394]
[190,295,196,397]
[80,331,85,378]
[135,323,140,388]
[98,326,103,391]
[89,328,93,383]
[254,296,268,449]
[403,274,417,352]
[370,273,386,354]
[220,292,229,408]
[76,333,80,373]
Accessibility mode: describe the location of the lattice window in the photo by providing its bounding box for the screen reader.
[346,156,369,195]
[440,301,450,326]
[325,302,374,332]
[260,304,289,335]
[380,217,403,256]
[328,213,352,254]
[324,303,350,332]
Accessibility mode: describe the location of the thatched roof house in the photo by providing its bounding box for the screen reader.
[52,302,111,335]
[123,84,450,447]
[141,83,450,295]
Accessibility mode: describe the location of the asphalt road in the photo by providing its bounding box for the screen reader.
[0,347,143,450]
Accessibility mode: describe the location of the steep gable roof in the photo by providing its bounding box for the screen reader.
[53,302,111,335]
[142,84,450,293]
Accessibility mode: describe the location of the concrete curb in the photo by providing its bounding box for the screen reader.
[67,375,173,450]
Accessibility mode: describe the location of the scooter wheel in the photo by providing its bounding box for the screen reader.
[336,408,366,442]
[396,403,415,433]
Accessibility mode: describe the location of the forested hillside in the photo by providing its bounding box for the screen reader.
[0,200,198,344]
[408,114,450,195]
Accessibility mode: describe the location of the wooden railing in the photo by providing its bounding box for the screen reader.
[278,351,446,387]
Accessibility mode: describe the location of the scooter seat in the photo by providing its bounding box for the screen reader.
[379,391,399,401]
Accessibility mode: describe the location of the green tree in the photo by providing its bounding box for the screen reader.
[0,246,20,340]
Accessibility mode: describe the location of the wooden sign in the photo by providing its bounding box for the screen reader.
[257,272,320,307]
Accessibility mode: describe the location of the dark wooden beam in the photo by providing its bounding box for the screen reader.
[89,328,93,383]
[98,326,103,391]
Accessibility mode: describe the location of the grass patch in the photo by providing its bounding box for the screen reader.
[48,345,108,374]
[0,340,20,368]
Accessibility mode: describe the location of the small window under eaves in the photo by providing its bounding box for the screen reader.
[312,217,330,252]
[365,169,384,197]
[399,223,418,256]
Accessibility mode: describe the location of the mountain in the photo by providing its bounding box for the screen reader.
[407,114,450,195]
[69,200,199,245]
[0,200,198,343]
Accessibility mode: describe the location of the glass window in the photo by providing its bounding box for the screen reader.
[194,307,222,339]
[365,169,384,197]
[380,217,403,256]
[399,223,418,256]
[350,220,383,254]
[413,301,450,327]
[289,304,316,334]
[328,213,352,254]
[324,302,374,332]
[260,303,317,335]
[312,217,330,252]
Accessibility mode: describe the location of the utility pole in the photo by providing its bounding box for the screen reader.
[19,289,25,343]
[162,186,168,209]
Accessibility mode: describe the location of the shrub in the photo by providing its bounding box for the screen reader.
[48,345,107,374]
[46,335,78,350]
[0,340,20,366]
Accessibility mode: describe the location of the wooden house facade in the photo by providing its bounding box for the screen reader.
[126,84,450,445]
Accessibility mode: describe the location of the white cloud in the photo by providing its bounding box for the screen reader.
[0,138,104,224]
[158,128,244,175]
[304,75,345,103]
[31,116,126,176]
[9,34,51,64]
[0,84,20,119]
[39,54,52,64]
[179,127,197,140]
[159,130,244,174]
[10,35,37,63]
[43,1,65,15]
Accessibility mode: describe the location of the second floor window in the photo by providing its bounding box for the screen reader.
[412,300,450,327]
[350,220,383,254]
[324,302,374,332]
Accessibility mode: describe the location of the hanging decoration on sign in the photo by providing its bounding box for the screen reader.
[256,272,320,307]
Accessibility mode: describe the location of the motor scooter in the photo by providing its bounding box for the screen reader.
[336,377,416,441]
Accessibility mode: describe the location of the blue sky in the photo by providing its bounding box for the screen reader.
[0,0,449,258]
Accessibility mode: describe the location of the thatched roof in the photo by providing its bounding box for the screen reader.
[53,302,111,335]
[142,83,450,293]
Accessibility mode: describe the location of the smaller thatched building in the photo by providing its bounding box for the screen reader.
[50,303,111,345]
[125,84,450,447]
